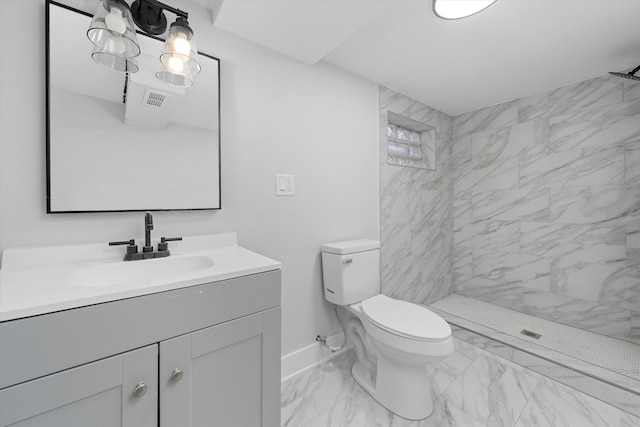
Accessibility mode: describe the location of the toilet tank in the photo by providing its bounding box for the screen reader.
[321,239,380,305]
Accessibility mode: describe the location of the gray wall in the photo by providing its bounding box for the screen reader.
[451,75,640,343]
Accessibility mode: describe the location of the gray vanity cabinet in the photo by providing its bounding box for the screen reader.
[0,270,282,427]
[0,345,158,427]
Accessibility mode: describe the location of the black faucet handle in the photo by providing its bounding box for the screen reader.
[109,239,135,246]
[109,239,138,255]
[158,237,182,252]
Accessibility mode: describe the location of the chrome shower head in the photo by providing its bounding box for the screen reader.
[609,64,640,81]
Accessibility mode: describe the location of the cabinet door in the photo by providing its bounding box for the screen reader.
[160,308,281,427]
[0,345,157,427]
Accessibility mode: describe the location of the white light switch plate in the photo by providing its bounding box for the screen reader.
[275,174,295,196]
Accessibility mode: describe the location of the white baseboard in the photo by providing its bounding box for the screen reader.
[281,332,351,382]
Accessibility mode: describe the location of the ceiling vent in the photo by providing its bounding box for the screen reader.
[142,89,171,108]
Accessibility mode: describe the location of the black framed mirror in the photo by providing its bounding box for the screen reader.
[46,1,221,213]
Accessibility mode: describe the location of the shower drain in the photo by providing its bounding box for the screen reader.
[520,329,542,339]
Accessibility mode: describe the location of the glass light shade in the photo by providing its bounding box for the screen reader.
[433,0,497,20]
[157,18,201,88]
[91,46,139,73]
[87,0,140,58]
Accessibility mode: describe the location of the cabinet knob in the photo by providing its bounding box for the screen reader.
[171,368,184,382]
[133,382,148,397]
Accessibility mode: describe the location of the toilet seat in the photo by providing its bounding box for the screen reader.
[361,295,450,342]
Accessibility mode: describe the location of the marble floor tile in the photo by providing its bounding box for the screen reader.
[300,386,412,427]
[296,340,487,427]
[435,308,640,415]
[442,352,539,427]
[621,411,640,427]
[281,352,357,427]
[424,338,481,396]
[283,333,638,427]
[514,376,621,427]
[301,388,489,427]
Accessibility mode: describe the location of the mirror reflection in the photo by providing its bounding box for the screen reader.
[47,2,220,212]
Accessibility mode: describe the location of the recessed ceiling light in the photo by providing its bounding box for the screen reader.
[433,0,497,20]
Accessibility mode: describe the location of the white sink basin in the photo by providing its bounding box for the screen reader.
[69,255,215,288]
[0,233,282,321]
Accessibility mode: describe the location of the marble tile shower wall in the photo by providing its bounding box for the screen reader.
[379,86,454,304]
[452,75,640,344]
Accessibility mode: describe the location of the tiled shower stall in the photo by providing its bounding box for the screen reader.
[380,75,640,345]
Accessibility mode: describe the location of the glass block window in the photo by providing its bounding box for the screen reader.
[386,112,436,170]
[387,124,423,168]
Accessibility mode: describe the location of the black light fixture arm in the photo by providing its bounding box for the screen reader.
[630,64,640,76]
[140,0,188,19]
[131,0,190,35]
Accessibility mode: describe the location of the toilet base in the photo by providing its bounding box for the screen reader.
[351,356,434,421]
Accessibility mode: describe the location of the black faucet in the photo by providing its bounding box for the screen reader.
[108,211,182,261]
[143,211,154,253]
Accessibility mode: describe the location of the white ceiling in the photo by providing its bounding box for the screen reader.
[213,0,640,116]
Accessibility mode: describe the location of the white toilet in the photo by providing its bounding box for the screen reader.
[321,239,454,420]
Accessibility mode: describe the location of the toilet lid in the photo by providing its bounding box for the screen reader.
[361,295,451,341]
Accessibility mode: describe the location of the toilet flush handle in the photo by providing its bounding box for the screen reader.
[343,259,353,264]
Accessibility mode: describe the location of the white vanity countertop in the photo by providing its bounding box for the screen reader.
[0,233,281,322]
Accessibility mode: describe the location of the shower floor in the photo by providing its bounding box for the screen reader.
[431,294,640,383]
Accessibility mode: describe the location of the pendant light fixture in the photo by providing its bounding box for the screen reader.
[87,0,140,61]
[88,0,201,87]
[91,46,140,73]
[433,0,497,20]
[156,17,201,88]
